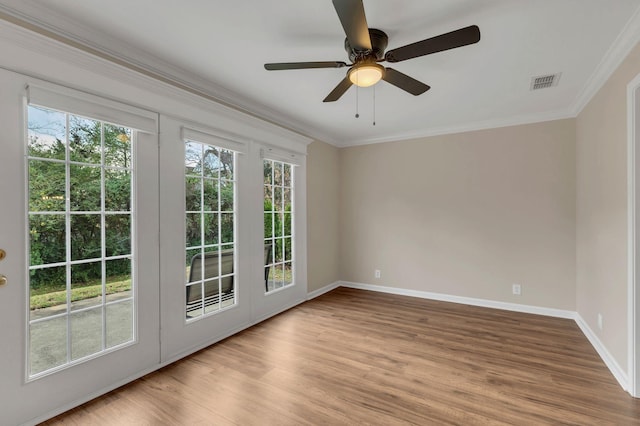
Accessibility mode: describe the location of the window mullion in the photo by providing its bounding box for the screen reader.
[64,112,72,364]
[200,144,205,314]
[100,122,107,351]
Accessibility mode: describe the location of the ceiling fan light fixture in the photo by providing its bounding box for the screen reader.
[348,63,385,87]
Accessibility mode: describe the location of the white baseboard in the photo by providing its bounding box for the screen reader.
[26,361,167,426]
[253,297,307,324]
[307,281,340,300]
[28,280,631,425]
[575,313,629,391]
[339,280,629,391]
[339,281,575,319]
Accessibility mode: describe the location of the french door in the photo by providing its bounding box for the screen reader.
[252,148,308,322]
[0,70,160,425]
[0,70,307,425]
[158,119,308,360]
[159,117,253,362]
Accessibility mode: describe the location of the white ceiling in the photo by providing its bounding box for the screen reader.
[1,0,639,146]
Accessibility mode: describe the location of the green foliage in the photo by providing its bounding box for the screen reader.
[28,109,132,291]
[264,196,292,263]
[184,144,235,268]
[263,159,293,265]
[30,276,131,310]
[27,109,293,298]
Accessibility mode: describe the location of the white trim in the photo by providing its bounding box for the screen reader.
[575,313,629,391]
[338,281,634,391]
[30,290,309,425]
[332,5,640,147]
[23,364,158,426]
[27,288,299,426]
[332,110,577,148]
[260,145,306,166]
[26,318,253,426]
[0,9,325,147]
[0,20,312,150]
[27,82,158,134]
[252,297,307,325]
[572,8,640,116]
[307,281,340,300]
[181,125,248,153]
[22,277,630,424]
[627,72,640,398]
[3,4,640,148]
[339,281,575,319]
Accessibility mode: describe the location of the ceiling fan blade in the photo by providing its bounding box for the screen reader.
[265,61,348,71]
[332,0,372,52]
[323,77,353,102]
[382,68,430,96]
[385,25,481,63]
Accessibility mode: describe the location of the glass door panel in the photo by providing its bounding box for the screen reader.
[27,105,135,378]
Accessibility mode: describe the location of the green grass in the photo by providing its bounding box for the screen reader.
[31,267,293,310]
[30,274,131,296]
[30,279,132,310]
[269,266,293,282]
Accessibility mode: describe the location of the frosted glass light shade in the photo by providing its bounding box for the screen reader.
[348,63,384,87]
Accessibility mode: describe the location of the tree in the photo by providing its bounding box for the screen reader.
[28,109,132,291]
[184,143,236,268]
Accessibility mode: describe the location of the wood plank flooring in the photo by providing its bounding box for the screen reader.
[42,288,640,425]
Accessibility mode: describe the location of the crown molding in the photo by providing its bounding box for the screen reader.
[0,17,314,149]
[339,6,640,148]
[336,108,576,147]
[0,4,330,145]
[570,6,640,116]
[2,2,639,148]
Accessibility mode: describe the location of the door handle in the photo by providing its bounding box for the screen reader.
[0,249,6,286]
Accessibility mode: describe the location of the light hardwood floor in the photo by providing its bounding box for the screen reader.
[43,287,640,425]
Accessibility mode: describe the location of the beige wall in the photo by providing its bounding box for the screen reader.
[576,43,640,369]
[307,140,341,292]
[339,120,577,310]
[303,41,640,385]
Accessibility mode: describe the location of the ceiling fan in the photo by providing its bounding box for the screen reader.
[264,0,481,102]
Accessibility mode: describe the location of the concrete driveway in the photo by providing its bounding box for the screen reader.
[29,291,133,375]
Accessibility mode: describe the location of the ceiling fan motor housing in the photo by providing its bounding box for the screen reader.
[345,28,388,62]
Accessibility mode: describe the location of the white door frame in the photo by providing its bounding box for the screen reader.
[158,116,254,363]
[251,144,309,323]
[0,19,312,423]
[627,71,640,397]
[0,69,162,425]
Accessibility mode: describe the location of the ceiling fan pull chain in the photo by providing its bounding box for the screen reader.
[355,80,360,118]
[373,85,376,126]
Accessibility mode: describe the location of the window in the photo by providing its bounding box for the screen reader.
[264,159,294,292]
[184,141,236,319]
[27,105,134,377]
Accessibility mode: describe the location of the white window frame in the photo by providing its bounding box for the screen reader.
[183,134,241,321]
[253,143,308,319]
[263,157,296,293]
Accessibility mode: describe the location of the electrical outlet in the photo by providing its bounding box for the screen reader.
[512,284,521,295]
[374,269,381,279]
[598,313,603,330]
